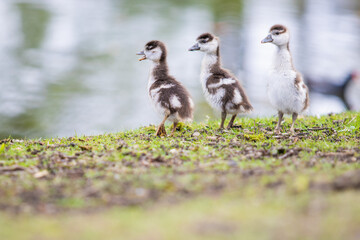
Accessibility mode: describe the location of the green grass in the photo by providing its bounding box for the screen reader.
[0,112,359,240]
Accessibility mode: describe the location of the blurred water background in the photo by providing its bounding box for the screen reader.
[0,0,359,138]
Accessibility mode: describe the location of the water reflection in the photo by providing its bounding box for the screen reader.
[0,0,359,138]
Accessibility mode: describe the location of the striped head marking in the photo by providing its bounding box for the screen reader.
[189,33,219,54]
[137,40,167,62]
[261,24,289,46]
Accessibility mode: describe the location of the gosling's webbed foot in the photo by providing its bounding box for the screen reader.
[155,125,167,137]
[226,123,234,129]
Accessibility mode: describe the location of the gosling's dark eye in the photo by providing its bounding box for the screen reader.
[200,40,206,44]
[275,32,280,36]
[146,45,155,50]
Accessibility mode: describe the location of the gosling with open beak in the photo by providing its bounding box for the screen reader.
[136,50,146,61]
[136,40,194,136]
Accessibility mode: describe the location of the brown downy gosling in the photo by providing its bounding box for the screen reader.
[137,40,194,136]
[189,33,253,129]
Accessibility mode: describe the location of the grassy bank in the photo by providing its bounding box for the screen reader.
[0,112,359,239]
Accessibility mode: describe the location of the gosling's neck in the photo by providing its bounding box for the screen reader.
[150,59,169,83]
[201,47,221,73]
[274,43,295,72]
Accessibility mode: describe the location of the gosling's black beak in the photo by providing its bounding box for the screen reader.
[136,51,146,61]
[261,35,273,43]
[188,43,200,51]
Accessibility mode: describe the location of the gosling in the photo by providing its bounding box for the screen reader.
[137,40,194,136]
[261,24,309,134]
[189,33,253,129]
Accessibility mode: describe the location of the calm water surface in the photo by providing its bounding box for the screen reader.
[0,0,359,138]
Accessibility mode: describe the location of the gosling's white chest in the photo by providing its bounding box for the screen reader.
[147,63,161,102]
[267,70,304,114]
[147,74,155,95]
[199,54,225,111]
[147,72,166,116]
[200,54,215,90]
